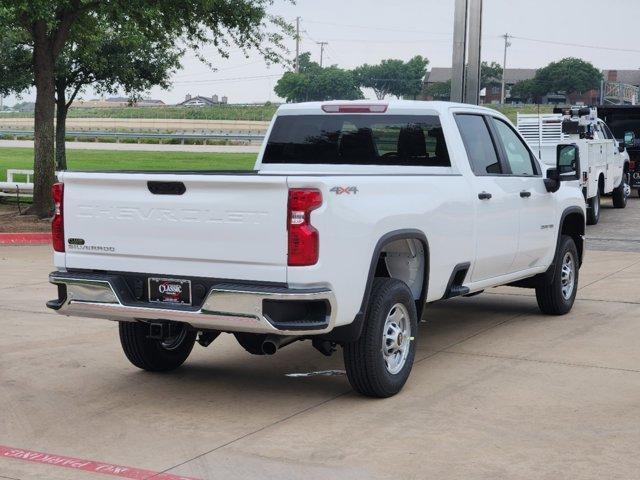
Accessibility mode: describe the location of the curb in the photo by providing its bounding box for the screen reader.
[0,233,51,245]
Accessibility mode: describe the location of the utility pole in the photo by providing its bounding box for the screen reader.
[464,0,483,105]
[295,16,301,73]
[500,33,511,104]
[451,0,483,104]
[316,41,328,67]
[451,0,468,103]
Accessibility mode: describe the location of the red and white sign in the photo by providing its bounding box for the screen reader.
[0,445,201,480]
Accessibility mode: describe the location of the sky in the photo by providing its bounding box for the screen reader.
[3,0,640,106]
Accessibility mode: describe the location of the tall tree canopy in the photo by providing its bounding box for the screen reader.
[533,57,602,94]
[480,61,503,89]
[510,57,602,102]
[353,56,428,100]
[274,52,363,102]
[52,18,182,170]
[0,0,289,217]
[423,80,451,101]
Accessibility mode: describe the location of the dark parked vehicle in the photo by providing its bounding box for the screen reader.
[598,105,640,196]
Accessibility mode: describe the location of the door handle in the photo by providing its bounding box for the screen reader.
[478,191,492,200]
[520,190,531,198]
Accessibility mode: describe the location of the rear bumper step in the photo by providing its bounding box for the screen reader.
[47,271,336,336]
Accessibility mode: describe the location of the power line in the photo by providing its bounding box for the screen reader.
[172,59,270,79]
[303,19,452,36]
[510,35,640,54]
[172,74,283,85]
[317,37,451,45]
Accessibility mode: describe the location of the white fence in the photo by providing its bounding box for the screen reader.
[0,169,35,197]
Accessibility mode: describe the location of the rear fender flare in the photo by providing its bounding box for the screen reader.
[320,229,429,343]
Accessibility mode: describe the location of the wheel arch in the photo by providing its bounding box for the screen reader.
[559,206,585,266]
[319,229,429,344]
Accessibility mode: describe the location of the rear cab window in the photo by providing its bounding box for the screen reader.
[262,114,450,167]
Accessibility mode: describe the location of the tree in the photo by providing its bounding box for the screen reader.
[480,61,503,89]
[0,1,289,217]
[53,18,181,170]
[510,78,544,103]
[353,55,429,100]
[533,57,602,95]
[0,29,32,98]
[274,53,363,102]
[423,80,451,101]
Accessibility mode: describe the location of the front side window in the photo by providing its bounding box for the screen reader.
[455,114,502,175]
[263,114,450,167]
[491,118,536,176]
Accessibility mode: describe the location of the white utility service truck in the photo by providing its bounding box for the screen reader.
[47,101,586,398]
[517,106,629,224]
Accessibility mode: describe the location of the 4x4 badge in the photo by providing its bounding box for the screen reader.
[330,186,358,195]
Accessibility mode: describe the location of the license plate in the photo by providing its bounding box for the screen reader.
[148,278,192,305]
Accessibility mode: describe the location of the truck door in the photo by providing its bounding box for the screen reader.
[600,121,623,190]
[488,117,556,271]
[455,114,520,282]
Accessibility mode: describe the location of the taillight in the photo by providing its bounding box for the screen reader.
[51,183,64,252]
[287,188,322,266]
[630,160,636,171]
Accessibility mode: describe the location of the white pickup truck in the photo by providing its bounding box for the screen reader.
[517,106,629,225]
[47,101,586,397]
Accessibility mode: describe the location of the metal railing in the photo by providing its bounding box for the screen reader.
[0,130,266,142]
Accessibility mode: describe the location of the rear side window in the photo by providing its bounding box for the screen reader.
[455,114,502,175]
[262,114,450,166]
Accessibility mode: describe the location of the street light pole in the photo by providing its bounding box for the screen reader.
[500,33,511,104]
[295,16,301,73]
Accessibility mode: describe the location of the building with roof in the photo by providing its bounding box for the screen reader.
[178,94,229,107]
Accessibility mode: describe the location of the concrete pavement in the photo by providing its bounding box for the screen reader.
[2,201,640,479]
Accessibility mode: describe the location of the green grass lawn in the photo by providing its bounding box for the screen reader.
[0,147,257,181]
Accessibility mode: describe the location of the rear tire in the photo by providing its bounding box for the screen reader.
[535,235,579,315]
[586,190,600,225]
[612,176,628,208]
[343,278,418,398]
[119,322,196,372]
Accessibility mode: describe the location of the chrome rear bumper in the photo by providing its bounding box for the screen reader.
[48,271,336,336]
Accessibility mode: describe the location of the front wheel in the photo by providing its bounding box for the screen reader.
[535,235,579,315]
[119,322,196,372]
[343,278,418,398]
[586,190,600,225]
[612,176,628,208]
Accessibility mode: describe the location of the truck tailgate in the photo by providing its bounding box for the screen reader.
[60,172,288,282]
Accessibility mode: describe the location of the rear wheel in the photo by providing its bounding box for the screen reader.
[586,190,600,225]
[612,175,628,208]
[343,278,418,398]
[119,322,196,371]
[535,235,579,315]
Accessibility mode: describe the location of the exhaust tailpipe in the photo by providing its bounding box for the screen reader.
[261,335,299,355]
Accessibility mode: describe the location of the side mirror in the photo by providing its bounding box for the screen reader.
[619,144,626,153]
[556,143,580,181]
[544,168,560,193]
[624,131,635,147]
